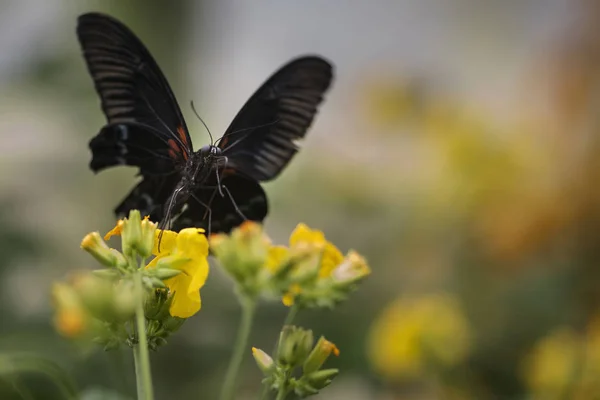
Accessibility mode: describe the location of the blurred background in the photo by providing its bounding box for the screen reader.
[1,0,600,398]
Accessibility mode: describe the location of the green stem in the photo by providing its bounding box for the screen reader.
[220,295,257,400]
[281,305,299,330]
[133,345,144,399]
[133,269,154,400]
[274,374,289,400]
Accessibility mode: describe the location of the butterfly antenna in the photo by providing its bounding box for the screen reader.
[190,100,214,146]
[214,119,279,147]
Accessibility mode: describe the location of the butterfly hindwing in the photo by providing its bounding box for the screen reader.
[115,174,180,221]
[219,56,333,182]
[89,124,179,175]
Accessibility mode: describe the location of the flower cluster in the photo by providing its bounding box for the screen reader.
[210,222,371,309]
[209,221,369,399]
[53,213,370,399]
[252,326,340,398]
[53,210,209,350]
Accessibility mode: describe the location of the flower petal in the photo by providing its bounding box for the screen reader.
[152,229,179,256]
[104,220,124,240]
[289,223,326,247]
[175,228,209,260]
[265,245,290,273]
[319,242,344,278]
[169,284,201,318]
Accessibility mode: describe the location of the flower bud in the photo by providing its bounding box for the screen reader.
[304,368,339,389]
[112,281,136,320]
[121,210,142,256]
[72,273,115,321]
[161,315,186,333]
[81,232,122,267]
[303,336,340,374]
[210,221,270,285]
[149,277,167,288]
[153,266,184,280]
[92,268,122,281]
[144,289,169,320]
[277,326,314,367]
[252,347,275,375]
[331,251,371,284]
[137,216,158,258]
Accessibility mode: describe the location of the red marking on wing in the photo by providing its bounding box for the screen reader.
[221,167,237,177]
[167,138,188,161]
[219,135,229,149]
[177,126,189,148]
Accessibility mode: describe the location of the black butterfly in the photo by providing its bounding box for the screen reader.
[76,13,333,234]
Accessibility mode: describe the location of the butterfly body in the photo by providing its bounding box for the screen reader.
[77,12,333,234]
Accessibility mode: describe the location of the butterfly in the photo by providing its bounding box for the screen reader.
[76,12,333,234]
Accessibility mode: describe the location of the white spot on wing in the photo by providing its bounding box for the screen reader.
[118,125,129,141]
[291,138,303,150]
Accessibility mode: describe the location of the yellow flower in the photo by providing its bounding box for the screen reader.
[331,251,371,283]
[104,219,209,319]
[367,293,471,380]
[266,223,369,307]
[146,228,209,318]
[288,224,343,278]
[265,245,290,274]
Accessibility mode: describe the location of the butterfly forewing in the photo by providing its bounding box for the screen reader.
[77,12,193,169]
[219,56,333,181]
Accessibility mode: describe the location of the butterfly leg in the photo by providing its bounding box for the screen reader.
[190,193,213,236]
[215,168,225,197]
[221,184,248,222]
[201,184,249,223]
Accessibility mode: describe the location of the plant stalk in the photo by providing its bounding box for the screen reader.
[220,295,257,400]
[133,269,154,400]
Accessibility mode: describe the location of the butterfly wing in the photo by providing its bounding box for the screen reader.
[77,12,193,218]
[172,174,268,234]
[219,56,333,181]
[115,175,181,221]
[77,12,192,171]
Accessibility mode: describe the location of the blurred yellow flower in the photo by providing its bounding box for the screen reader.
[523,317,600,399]
[52,282,89,338]
[522,327,581,399]
[367,293,471,380]
[146,227,209,318]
